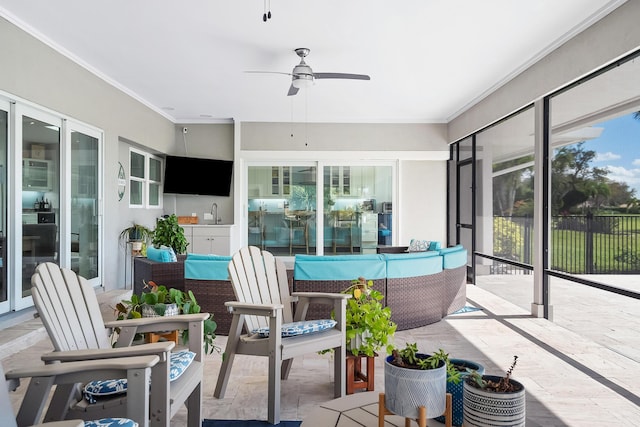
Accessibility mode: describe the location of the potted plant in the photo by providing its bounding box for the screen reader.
[342,277,396,357]
[115,281,218,354]
[119,222,153,251]
[463,355,525,427]
[152,214,189,254]
[383,343,458,423]
[435,358,485,426]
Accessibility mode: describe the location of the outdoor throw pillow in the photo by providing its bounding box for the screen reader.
[408,239,429,252]
[84,418,138,427]
[83,350,196,403]
[252,319,337,338]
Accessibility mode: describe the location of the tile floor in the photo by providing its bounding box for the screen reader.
[2,284,640,426]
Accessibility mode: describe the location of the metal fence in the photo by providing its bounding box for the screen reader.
[492,214,640,274]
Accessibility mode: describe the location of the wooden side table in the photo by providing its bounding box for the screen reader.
[346,351,376,394]
[145,330,180,344]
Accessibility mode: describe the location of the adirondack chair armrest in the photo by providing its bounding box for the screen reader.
[292,292,349,323]
[32,421,84,427]
[225,301,284,317]
[41,341,174,363]
[6,355,159,380]
[104,312,209,330]
[292,292,351,301]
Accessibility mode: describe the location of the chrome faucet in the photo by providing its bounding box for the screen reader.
[211,202,218,224]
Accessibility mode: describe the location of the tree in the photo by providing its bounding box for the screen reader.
[493,156,534,217]
[551,142,610,214]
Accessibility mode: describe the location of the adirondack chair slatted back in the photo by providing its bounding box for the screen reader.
[227,246,293,332]
[32,262,111,351]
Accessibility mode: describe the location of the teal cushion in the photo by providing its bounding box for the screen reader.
[252,319,337,338]
[160,245,177,262]
[185,254,232,280]
[187,253,230,261]
[146,246,173,263]
[428,241,442,251]
[294,254,386,280]
[84,419,138,427]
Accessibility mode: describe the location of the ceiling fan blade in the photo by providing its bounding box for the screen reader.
[313,72,370,80]
[244,71,292,76]
[287,84,299,96]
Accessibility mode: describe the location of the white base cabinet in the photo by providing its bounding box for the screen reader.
[182,225,234,256]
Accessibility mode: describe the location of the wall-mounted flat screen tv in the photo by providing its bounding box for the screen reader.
[163,155,233,196]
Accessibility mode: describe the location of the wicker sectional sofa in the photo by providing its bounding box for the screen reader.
[134,245,467,335]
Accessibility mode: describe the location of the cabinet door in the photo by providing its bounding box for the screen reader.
[189,226,231,255]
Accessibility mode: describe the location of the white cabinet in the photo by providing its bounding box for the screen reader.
[182,225,233,255]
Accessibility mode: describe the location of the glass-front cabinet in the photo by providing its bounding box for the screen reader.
[247,164,393,256]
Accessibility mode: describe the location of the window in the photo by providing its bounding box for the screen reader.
[129,148,163,208]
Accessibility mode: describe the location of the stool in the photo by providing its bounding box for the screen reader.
[378,392,452,427]
[145,330,180,344]
[346,351,375,394]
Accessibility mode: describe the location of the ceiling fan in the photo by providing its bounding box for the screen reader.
[247,48,370,96]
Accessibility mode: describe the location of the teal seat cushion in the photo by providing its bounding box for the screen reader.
[384,252,443,278]
[84,418,138,427]
[252,319,337,338]
[439,246,467,269]
[294,254,386,280]
[185,253,232,280]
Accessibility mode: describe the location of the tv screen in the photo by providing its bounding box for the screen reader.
[163,155,233,196]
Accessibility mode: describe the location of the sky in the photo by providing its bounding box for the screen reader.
[582,113,640,196]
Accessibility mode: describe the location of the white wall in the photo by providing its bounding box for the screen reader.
[397,160,447,246]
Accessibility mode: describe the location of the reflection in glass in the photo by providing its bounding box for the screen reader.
[0,109,7,303]
[247,165,392,255]
[71,131,99,280]
[22,116,60,296]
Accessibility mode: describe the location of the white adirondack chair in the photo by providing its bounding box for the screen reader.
[214,246,349,425]
[2,356,158,427]
[31,262,208,427]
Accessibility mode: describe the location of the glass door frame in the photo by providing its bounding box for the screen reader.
[62,120,103,287]
[12,104,63,310]
[0,99,11,315]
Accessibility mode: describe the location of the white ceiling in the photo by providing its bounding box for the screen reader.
[0,0,624,124]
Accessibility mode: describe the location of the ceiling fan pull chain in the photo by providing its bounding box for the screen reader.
[268,0,272,19]
[263,0,267,21]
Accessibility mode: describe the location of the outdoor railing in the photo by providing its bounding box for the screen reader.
[492,214,640,274]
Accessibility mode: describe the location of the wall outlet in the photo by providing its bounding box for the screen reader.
[191,212,197,217]
[204,213,214,220]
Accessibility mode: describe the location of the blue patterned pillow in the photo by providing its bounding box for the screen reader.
[83,350,195,403]
[252,319,337,338]
[84,378,128,403]
[84,418,138,427]
[170,349,196,381]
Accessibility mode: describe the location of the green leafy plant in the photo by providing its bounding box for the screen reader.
[115,280,218,355]
[119,223,153,244]
[152,214,189,254]
[342,277,396,357]
[468,355,519,392]
[390,342,461,384]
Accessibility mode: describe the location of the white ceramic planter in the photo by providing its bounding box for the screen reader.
[463,375,526,427]
[142,303,179,317]
[384,354,447,419]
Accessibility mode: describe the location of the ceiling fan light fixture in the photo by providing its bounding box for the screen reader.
[292,75,313,89]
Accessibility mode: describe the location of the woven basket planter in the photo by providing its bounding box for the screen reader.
[384,354,446,419]
[463,375,526,427]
